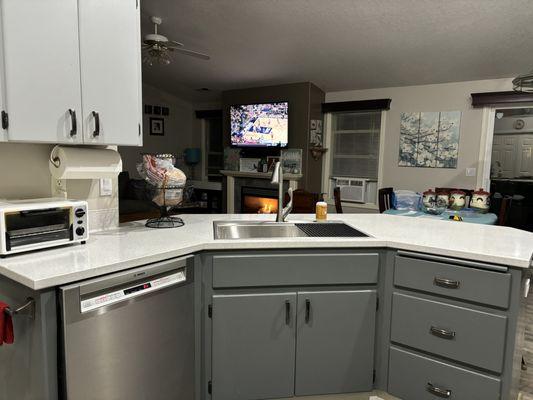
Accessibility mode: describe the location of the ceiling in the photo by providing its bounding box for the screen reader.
[141,0,533,102]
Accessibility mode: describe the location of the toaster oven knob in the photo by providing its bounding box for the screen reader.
[75,208,86,218]
[76,227,85,236]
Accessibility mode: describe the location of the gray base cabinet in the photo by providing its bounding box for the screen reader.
[207,250,381,400]
[211,293,297,400]
[295,290,376,396]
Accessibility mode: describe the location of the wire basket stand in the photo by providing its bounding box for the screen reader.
[139,153,186,229]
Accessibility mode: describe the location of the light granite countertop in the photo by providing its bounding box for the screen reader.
[0,213,531,290]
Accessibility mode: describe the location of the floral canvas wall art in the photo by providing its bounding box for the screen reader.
[398,111,461,168]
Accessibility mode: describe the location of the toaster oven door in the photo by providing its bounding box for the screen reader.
[4,207,72,251]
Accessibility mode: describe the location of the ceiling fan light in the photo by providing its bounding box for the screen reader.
[513,70,533,93]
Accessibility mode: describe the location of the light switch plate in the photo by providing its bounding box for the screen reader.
[466,167,476,177]
[99,178,113,197]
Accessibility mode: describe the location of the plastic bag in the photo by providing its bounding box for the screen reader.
[393,190,421,211]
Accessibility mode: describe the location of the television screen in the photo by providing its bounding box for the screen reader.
[230,102,288,147]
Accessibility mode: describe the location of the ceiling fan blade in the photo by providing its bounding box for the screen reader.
[174,47,211,60]
[167,40,184,47]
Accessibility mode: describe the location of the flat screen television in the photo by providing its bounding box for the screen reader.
[230,102,288,147]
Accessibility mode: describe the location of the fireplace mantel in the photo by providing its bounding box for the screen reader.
[220,170,303,180]
[221,170,302,213]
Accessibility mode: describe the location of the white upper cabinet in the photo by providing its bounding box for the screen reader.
[78,0,142,146]
[0,0,83,144]
[0,4,6,142]
[0,0,142,146]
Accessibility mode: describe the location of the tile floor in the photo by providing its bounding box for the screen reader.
[280,392,398,400]
[520,290,533,399]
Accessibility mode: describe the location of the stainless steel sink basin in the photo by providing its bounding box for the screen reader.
[213,221,369,240]
[214,221,308,240]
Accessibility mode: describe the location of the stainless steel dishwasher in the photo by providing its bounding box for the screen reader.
[59,256,195,400]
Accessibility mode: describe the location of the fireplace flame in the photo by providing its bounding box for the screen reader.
[243,196,278,214]
[258,203,273,214]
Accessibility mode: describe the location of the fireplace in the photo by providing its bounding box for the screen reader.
[241,187,279,214]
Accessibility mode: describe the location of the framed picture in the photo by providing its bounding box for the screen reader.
[144,104,153,114]
[281,148,302,174]
[150,117,164,136]
[162,107,170,116]
[153,106,162,115]
[267,156,280,172]
[239,158,261,172]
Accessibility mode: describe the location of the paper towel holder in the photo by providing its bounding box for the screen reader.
[49,145,122,180]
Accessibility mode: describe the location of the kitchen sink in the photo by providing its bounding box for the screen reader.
[213,221,369,240]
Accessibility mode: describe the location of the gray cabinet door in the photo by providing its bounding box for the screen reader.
[211,293,297,400]
[295,290,377,396]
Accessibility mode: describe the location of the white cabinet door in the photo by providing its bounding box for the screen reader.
[78,0,142,146]
[0,0,83,143]
[0,4,6,142]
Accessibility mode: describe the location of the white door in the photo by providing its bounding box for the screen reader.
[78,0,142,146]
[517,135,533,177]
[0,0,83,143]
[491,134,517,178]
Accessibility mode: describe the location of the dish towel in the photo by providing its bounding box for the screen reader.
[0,302,14,345]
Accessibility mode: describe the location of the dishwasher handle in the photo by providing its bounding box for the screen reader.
[79,265,190,313]
[71,256,193,297]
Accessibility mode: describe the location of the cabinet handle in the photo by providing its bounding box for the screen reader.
[285,300,291,325]
[92,111,100,137]
[68,109,77,137]
[430,326,456,340]
[305,299,311,323]
[434,277,460,289]
[426,382,451,398]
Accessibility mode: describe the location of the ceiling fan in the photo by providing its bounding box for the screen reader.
[142,16,211,66]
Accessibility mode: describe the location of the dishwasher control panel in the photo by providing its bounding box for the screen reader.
[80,269,186,313]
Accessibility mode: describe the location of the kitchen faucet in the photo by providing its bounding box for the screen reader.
[270,161,293,222]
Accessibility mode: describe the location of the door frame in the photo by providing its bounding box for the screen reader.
[478,104,533,190]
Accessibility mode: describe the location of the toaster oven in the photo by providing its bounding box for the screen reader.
[0,199,88,256]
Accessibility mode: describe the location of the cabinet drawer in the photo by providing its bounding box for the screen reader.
[212,253,378,288]
[389,346,501,400]
[391,293,507,373]
[394,254,511,308]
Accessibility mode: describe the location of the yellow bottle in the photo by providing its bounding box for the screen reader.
[315,201,328,221]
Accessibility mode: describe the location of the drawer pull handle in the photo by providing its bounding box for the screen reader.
[427,382,451,398]
[285,300,291,325]
[430,326,456,340]
[434,277,460,289]
[305,299,311,323]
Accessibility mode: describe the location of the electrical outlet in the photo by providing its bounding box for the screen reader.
[466,167,476,177]
[99,178,113,197]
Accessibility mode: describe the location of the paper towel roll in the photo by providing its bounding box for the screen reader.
[49,146,122,179]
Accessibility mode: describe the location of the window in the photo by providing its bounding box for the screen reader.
[323,110,383,207]
[204,117,223,182]
[330,111,381,179]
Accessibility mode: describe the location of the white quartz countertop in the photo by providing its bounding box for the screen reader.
[0,214,531,290]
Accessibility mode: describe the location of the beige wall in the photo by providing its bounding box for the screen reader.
[119,83,195,177]
[326,78,514,193]
[119,83,220,180]
[0,142,118,231]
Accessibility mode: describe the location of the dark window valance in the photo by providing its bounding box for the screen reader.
[195,109,222,119]
[471,91,533,108]
[321,99,391,113]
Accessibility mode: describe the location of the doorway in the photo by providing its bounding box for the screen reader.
[481,107,533,231]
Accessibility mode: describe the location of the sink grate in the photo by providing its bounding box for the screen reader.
[295,223,369,237]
